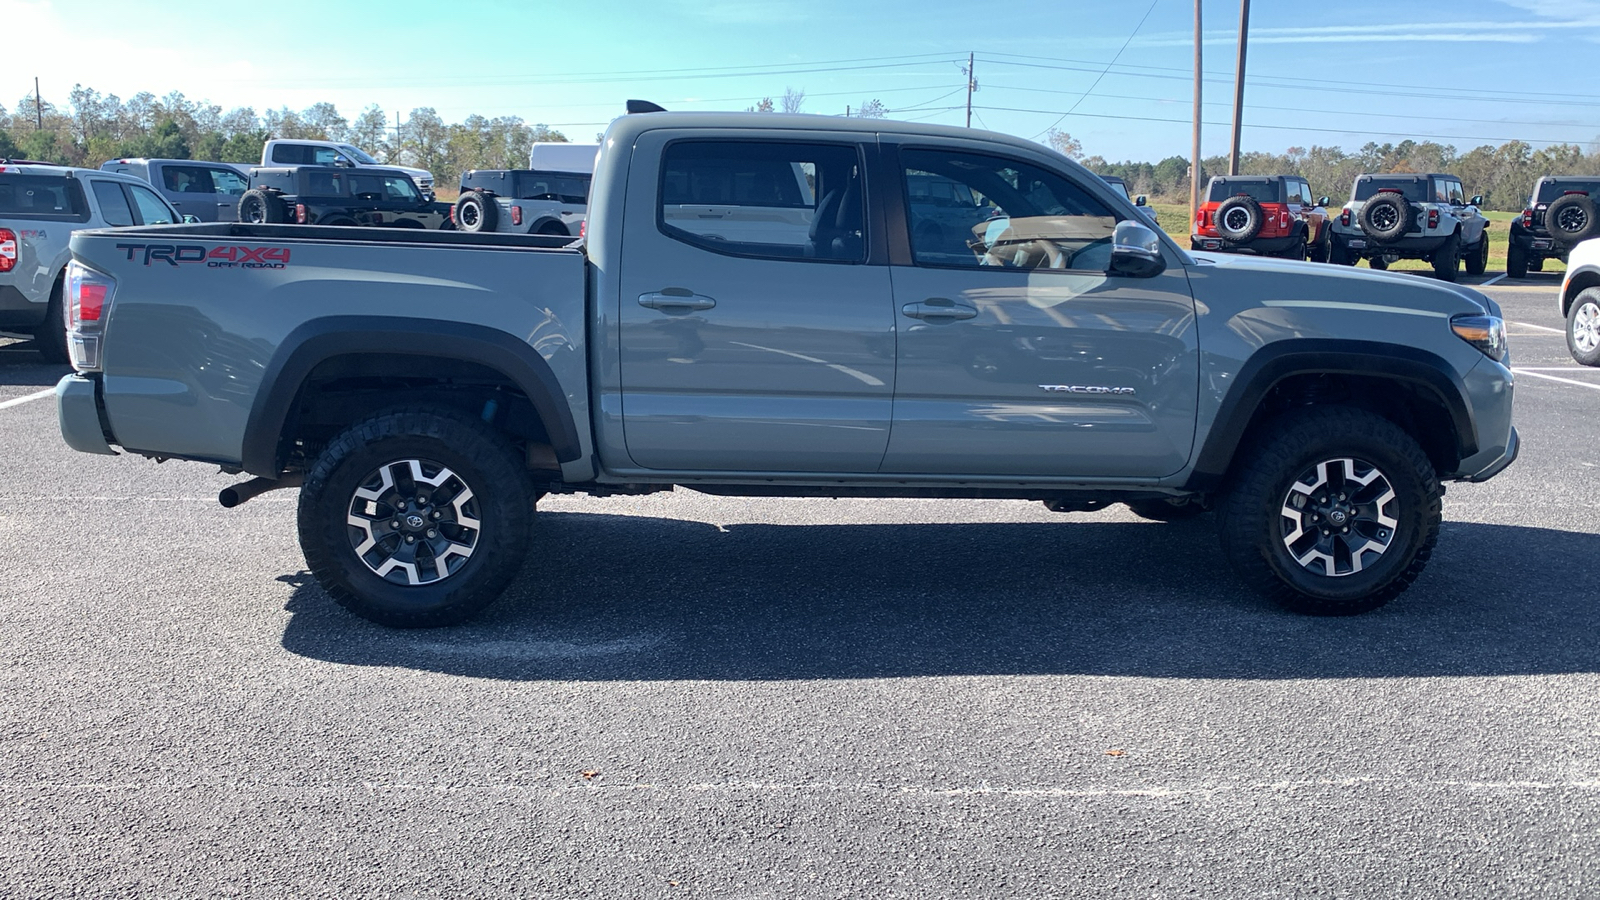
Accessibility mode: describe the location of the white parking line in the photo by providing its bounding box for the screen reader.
[1514,321,1566,334]
[1512,369,1600,391]
[0,388,53,410]
[1480,273,1508,286]
[1514,366,1600,373]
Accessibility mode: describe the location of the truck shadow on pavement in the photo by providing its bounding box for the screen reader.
[279,513,1598,682]
[0,338,70,386]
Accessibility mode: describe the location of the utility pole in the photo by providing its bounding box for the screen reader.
[35,77,43,130]
[1229,0,1251,175]
[1190,1,1203,221]
[965,52,975,128]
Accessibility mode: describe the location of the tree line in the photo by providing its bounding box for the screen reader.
[0,85,569,191]
[1077,138,1600,212]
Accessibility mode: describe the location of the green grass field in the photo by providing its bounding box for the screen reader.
[1150,204,1557,275]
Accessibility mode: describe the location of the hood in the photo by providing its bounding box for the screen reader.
[1186,250,1494,316]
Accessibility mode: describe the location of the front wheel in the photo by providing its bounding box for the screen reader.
[1464,234,1489,276]
[1217,406,1441,616]
[297,407,535,627]
[1568,287,1600,367]
[1432,232,1460,282]
[1507,242,1529,278]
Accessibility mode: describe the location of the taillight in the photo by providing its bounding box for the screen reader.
[295,203,307,224]
[1523,209,1534,228]
[65,260,115,372]
[0,228,15,273]
[1428,209,1439,228]
[1340,209,1351,226]
[511,205,523,226]
[579,219,587,239]
[1279,211,1290,229]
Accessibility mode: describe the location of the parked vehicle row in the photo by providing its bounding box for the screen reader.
[450,143,599,237]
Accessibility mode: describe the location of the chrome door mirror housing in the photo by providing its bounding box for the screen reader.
[1109,219,1166,278]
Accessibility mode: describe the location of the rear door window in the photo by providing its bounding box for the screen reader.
[209,167,249,196]
[0,175,90,222]
[161,165,215,195]
[658,140,863,263]
[129,185,177,224]
[270,144,308,165]
[90,180,135,226]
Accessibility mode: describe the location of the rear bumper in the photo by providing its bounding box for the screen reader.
[1190,233,1300,254]
[55,374,118,456]
[1509,231,1568,257]
[0,284,47,329]
[1331,231,1447,257]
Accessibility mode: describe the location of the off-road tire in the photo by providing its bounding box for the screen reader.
[1567,287,1600,367]
[454,191,498,233]
[238,189,286,224]
[1544,193,1600,246]
[1530,257,1544,272]
[1432,232,1460,282]
[1368,255,1389,271]
[1327,239,1354,266]
[1464,233,1489,276]
[535,221,570,237]
[1507,242,1529,278]
[33,277,69,364]
[1214,196,1264,242]
[298,407,535,628]
[1217,406,1441,616]
[1307,230,1331,263]
[1276,235,1306,261]
[1359,194,1413,242]
[1127,498,1208,522]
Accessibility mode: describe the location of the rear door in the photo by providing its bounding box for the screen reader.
[882,142,1199,478]
[616,132,896,472]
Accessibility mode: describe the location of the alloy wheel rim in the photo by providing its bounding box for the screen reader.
[1279,457,1398,577]
[461,203,480,228]
[1576,302,1600,353]
[1557,207,1588,233]
[1372,205,1398,230]
[345,458,482,585]
[1224,208,1251,232]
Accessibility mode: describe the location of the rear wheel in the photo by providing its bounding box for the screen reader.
[1507,242,1529,278]
[1432,232,1460,282]
[1530,257,1545,272]
[298,407,535,627]
[1218,406,1440,616]
[1367,255,1388,271]
[33,277,68,364]
[1464,233,1489,276]
[1568,287,1600,367]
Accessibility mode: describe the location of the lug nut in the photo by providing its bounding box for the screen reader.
[1342,526,1350,533]
[431,511,442,520]
[405,535,415,543]
[390,520,400,529]
[418,495,428,504]
[426,529,437,538]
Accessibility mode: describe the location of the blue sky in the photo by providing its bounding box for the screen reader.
[6,0,1600,161]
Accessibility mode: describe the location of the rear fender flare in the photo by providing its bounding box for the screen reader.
[241,316,581,476]
[1185,340,1476,490]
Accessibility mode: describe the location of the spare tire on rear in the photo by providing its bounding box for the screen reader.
[1214,195,1263,242]
[1543,193,1600,246]
[1358,193,1413,242]
[453,191,498,233]
[238,189,286,225]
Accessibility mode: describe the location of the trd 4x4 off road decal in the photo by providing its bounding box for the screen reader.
[114,243,291,269]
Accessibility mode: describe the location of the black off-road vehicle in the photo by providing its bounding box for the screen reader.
[238,166,452,229]
[1508,176,1600,278]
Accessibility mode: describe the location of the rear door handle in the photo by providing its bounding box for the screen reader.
[901,300,977,320]
[639,290,716,311]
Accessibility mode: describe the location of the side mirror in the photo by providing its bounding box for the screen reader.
[333,155,353,168]
[1134,194,1148,207]
[1318,196,1330,207]
[1470,195,1483,206]
[181,214,201,224]
[1109,220,1166,278]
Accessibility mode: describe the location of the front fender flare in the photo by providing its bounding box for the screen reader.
[241,316,582,477]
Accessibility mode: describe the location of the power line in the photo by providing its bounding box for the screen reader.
[1029,0,1160,140]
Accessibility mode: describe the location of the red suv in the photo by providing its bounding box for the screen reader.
[1192,175,1331,261]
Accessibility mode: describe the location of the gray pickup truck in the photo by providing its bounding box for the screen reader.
[54,111,1519,627]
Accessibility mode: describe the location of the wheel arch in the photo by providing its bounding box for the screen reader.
[1561,265,1600,317]
[1185,340,1477,491]
[529,216,571,236]
[242,316,581,477]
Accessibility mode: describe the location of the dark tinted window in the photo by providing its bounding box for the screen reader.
[1536,180,1600,202]
[515,171,589,203]
[0,174,90,220]
[300,169,347,197]
[161,165,215,194]
[902,148,1118,271]
[348,173,419,201]
[1354,178,1428,202]
[270,144,310,164]
[659,141,863,263]
[90,180,135,226]
[1208,180,1282,203]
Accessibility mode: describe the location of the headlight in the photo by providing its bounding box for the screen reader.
[1450,314,1507,362]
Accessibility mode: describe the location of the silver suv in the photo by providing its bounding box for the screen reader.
[1328,173,1491,282]
[0,162,183,361]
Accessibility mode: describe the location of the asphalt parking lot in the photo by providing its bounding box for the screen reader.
[1,270,1597,898]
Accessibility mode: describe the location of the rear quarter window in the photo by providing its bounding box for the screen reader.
[0,175,91,222]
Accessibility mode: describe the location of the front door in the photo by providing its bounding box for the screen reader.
[883,145,1199,478]
[616,134,896,472]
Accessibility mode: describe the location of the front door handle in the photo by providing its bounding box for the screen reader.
[901,300,977,321]
[639,290,716,311]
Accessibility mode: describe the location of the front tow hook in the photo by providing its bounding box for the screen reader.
[219,474,305,508]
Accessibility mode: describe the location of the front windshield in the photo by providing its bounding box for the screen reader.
[338,145,380,165]
[1537,181,1600,202]
[1354,179,1427,202]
